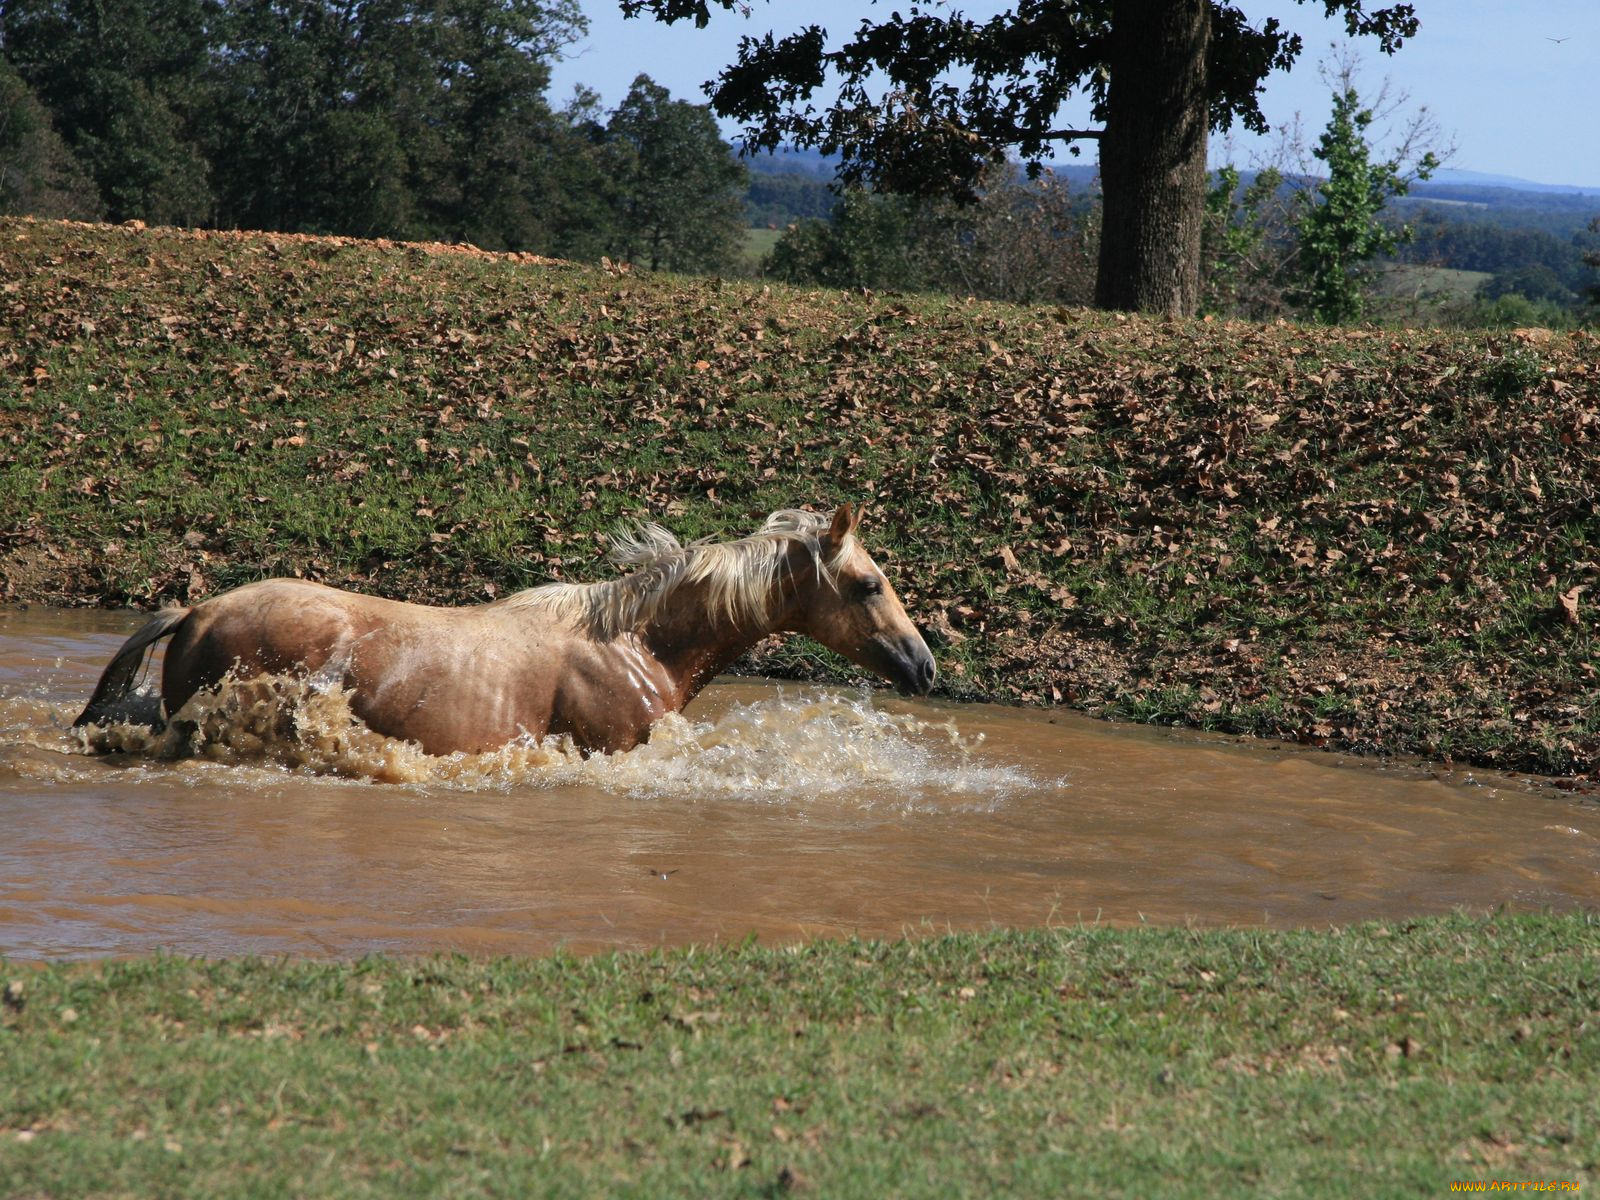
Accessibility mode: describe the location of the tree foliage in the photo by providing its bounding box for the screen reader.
[620,0,1421,315]
[766,170,1097,306]
[598,75,748,272]
[198,0,586,242]
[1290,83,1437,323]
[624,0,1412,197]
[1200,163,1292,319]
[1,0,216,223]
[0,0,748,270]
[1584,218,1600,310]
[0,55,101,218]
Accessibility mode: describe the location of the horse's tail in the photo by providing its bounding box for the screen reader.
[73,606,192,729]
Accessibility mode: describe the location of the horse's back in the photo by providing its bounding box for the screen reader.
[169,579,379,679]
[163,578,568,753]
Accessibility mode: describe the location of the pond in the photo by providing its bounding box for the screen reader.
[3,608,1597,959]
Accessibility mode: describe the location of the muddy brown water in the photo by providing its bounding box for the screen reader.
[2,607,1597,960]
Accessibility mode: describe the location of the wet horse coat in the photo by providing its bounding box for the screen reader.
[75,505,936,755]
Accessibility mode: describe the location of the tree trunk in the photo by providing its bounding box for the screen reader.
[1094,0,1209,316]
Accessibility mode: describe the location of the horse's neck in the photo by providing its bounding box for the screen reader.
[638,549,805,705]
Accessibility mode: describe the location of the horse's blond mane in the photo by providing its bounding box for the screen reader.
[503,509,855,639]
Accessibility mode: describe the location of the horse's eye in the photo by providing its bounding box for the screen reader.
[857,576,884,599]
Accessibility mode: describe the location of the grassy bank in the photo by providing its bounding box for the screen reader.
[3,914,1597,1196]
[2,217,1598,774]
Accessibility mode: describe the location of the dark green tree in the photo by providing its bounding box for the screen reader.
[619,0,1420,316]
[1200,164,1291,318]
[0,55,101,217]
[765,190,930,292]
[1479,264,1573,307]
[207,0,581,242]
[1290,82,1437,323]
[1583,218,1600,312]
[398,0,585,248]
[203,0,385,234]
[765,170,1097,306]
[1,0,216,223]
[540,87,636,263]
[600,74,747,272]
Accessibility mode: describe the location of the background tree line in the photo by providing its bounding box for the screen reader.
[753,78,1598,330]
[6,0,1441,320]
[756,73,1442,324]
[0,0,747,272]
[4,0,1595,327]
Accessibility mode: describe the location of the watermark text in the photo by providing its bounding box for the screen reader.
[1450,1185,1580,1194]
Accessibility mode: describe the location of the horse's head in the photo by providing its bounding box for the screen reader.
[785,504,937,696]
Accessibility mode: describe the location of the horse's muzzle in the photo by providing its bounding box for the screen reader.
[893,636,937,696]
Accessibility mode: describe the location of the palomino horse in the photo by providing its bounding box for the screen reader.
[75,504,936,756]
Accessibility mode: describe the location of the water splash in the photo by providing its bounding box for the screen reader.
[48,672,1030,808]
[539,690,1030,811]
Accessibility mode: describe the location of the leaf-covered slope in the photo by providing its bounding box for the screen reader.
[2,218,1596,774]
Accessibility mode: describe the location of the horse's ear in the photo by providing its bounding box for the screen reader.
[828,503,864,545]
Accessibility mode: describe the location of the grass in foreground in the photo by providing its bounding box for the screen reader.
[2,913,1597,1197]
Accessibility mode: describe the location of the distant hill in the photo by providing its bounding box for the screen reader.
[743,149,1594,210]
[739,145,837,179]
[1426,168,1599,197]
[1400,174,1599,224]
[741,147,1103,227]
[744,145,1102,189]
[739,146,1599,261]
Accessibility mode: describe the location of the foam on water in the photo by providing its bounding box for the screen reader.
[29,671,1030,809]
[541,691,1031,811]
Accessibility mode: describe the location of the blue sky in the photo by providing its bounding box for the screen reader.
[549,1,1600,191]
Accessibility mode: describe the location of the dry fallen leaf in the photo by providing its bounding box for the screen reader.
[1558,585,1584,627]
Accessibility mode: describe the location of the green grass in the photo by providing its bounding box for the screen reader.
[741,226,785,264]
[2,913,1597,1197]
[1374,264,1493,299]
